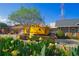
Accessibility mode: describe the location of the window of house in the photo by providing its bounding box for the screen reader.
[61,27,68,33]
[70,28,77,33]
[77,27,79,32]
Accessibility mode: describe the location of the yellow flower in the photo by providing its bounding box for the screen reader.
[39,37,43,41]
[32,40,38,44]
[26,40,31,44]
[48,43,54,48]
[9,46,13,49]
[11,50,20,56]
[19,39,23,42]
[29,33,34,38]
[11,40,14,43]
[2,49,8,52]
[16,35,20,39]
[49,43,54,46]
[32,40,36,43]
[55,43,57,45]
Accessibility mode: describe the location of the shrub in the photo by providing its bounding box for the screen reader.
[76,32,79,39]
[56,29,65,39]
[65,32,73,39]
[65,32,78,39]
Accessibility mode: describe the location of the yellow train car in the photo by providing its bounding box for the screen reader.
[23,24,50,35]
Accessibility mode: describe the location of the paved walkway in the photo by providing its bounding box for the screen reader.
[56,39,79,47]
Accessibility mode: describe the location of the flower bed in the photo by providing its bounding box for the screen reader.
[0,35,79,56]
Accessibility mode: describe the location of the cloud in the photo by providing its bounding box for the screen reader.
[0,16,13,26]
[49,22,56,28]
[0,16,7,23]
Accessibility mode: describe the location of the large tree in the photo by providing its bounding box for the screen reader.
[8,7,44,35]
[8,7,44,25]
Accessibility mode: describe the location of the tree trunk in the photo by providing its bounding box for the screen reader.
[27,24,30,38]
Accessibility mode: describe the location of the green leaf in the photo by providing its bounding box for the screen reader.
[40,44,46,56]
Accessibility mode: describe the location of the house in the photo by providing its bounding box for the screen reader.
[55,19,79,33]
[54,19,79,39]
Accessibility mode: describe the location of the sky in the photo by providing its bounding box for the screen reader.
[0,3,79,25]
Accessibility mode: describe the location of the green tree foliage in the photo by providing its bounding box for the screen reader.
[8,6,44,25]
[0,22,8,29]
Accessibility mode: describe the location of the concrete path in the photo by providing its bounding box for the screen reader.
[56,39,79,47]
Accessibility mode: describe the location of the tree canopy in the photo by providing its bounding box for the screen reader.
[8,7,44,25]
